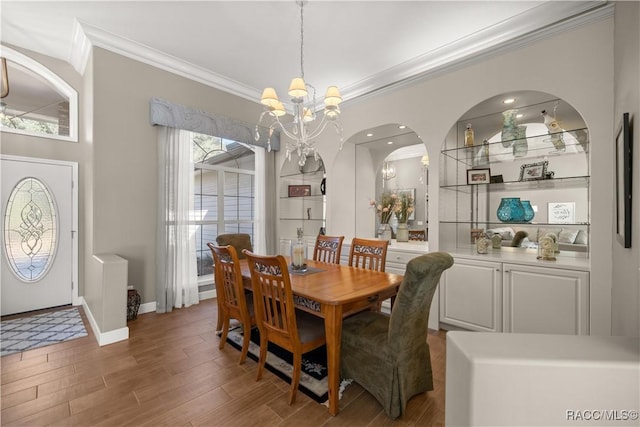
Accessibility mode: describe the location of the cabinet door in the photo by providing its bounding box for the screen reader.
[440,258,502,332]
[503,264,589,335]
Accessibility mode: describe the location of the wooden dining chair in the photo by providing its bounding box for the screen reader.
[348,237,389,272]
[208,243,255,364]
[313,234,344,264]
[243,250,326,405]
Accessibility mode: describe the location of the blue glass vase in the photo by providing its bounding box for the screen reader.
[521,200,535,222]
[497,197,525,222]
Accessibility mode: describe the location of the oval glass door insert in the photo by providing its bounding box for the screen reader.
[4,177,58,282]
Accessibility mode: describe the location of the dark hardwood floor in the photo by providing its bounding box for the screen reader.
[1,299,446,426]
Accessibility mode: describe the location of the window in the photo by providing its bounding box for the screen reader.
[4,177,58,282]
[191,132,256,281]
[0,45,78,142]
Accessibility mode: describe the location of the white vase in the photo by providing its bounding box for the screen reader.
[396,223,409,242]
[378,223,392,241]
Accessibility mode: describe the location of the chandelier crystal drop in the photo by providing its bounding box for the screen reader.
[255,0,344,167]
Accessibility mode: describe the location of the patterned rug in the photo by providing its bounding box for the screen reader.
[1,307,88,356]
[225,327,351,404]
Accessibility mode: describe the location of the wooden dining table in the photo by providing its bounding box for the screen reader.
[239,257,403,416]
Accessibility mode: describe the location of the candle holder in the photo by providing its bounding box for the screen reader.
[290,228,307,271]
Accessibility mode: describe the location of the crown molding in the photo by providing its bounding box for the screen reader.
[68,1,611,107]
[342,1,613,103]
[69,20,92,76]
[70,21,262,103]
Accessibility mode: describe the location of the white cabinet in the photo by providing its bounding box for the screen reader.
[503,263,589,335]
[440,258,503,332]
[440,255,590,335]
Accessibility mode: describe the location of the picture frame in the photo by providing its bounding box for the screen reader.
[519,160,548,181]
[288,184,311,197]
[615,112,632,248]
[548,202,576,224]
[490,174,504,184]
[397,188,416,220]
[467,168,491,185]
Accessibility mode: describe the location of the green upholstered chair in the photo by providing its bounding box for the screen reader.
[215,233,253,259]
[340,251,454,419]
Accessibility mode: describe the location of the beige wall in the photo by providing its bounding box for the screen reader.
[89,47,265,318]
[4,9,635,336]
[315,17,615,335]
[612,1,640,336]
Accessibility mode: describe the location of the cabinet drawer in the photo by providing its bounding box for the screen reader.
[386,250,416,265]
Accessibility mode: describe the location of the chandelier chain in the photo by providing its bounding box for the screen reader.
[299,1,305,79]
[256,0,343,166]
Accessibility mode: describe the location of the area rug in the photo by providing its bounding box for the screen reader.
[1,307,88,357]
[225,327,352,404]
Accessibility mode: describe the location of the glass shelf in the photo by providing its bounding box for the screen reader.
[280,195,325,200]
[440,220,590,227]
[440,175,589,191]
[281,170,325,180]
[441,128,589,166]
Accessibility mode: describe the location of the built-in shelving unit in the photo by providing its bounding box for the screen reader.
[279,155,326,239]
[440,98,590,253]
[437,94,592,336]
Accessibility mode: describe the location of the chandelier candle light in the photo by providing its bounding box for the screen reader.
[255,1,344,167]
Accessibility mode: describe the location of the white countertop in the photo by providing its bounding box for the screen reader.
[446,331,640,426]
[446,245,590,271]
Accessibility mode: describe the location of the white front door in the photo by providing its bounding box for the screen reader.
[1,156,77,316]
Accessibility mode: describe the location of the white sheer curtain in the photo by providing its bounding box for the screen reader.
[156,126,199,313]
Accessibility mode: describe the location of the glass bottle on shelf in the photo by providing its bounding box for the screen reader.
[542,109,565,152]
[475,139,490,166]
[464,123,474,147]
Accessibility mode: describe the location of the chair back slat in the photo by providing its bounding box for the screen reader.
[208,244,248,316]
[348,237,389,272]
[313,235,344,264]
[244,252,298,341]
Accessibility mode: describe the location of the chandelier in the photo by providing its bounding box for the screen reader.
[255,0,343,167]
[382,161,396,181]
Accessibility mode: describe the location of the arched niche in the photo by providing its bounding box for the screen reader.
[279,151,326,240]
[348,123,428,239]
[440,90,589,253]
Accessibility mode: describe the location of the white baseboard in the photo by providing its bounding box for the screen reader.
[135,290,215,317]
[199,289,216,301]
[138,301,156,315]
[79,297,129,346]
